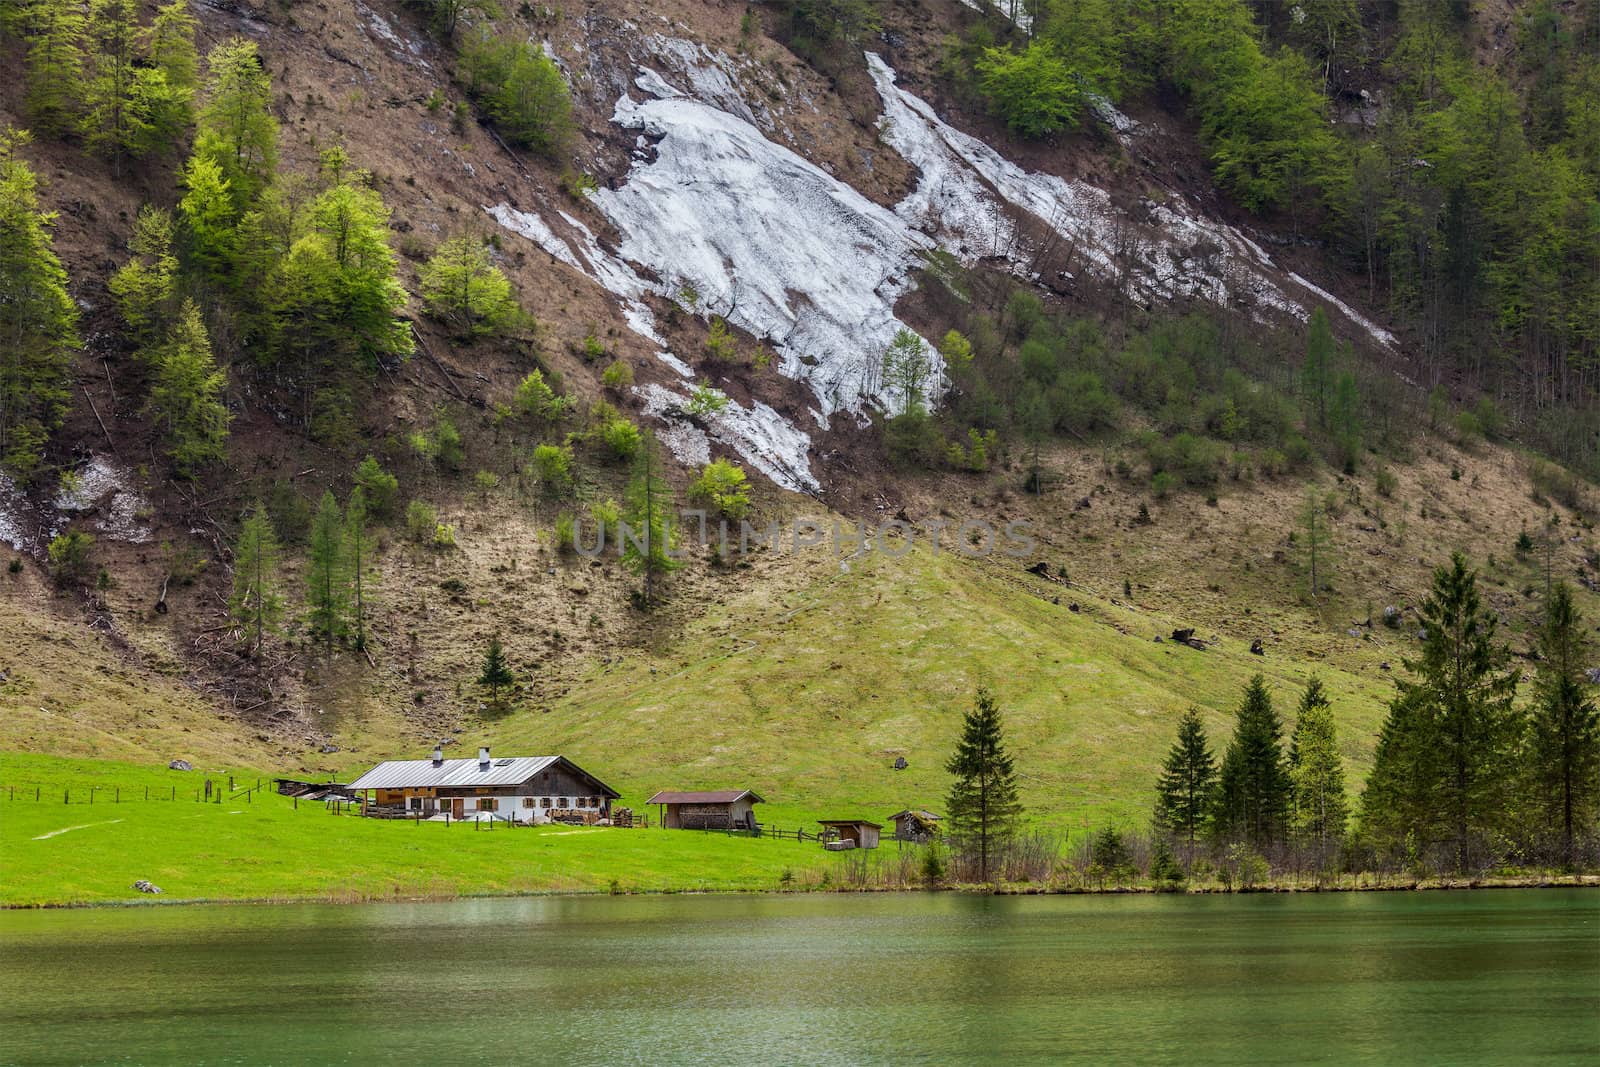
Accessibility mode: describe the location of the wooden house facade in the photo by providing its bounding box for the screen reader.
[347,748,619,823]
[646,789,763,830]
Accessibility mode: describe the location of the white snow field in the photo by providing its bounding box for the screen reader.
[484,39,1393,493]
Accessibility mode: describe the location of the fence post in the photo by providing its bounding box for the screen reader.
[116,788,119,804]
[64,789,68,804]
[144,786,148,801]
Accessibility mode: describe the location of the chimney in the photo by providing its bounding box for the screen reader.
[478,746,490,767]
[431,747,443,767]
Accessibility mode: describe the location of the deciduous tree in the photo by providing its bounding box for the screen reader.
[229,502,282,656]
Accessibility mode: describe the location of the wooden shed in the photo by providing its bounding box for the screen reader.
[819,819,881,850]
[647,789,764,830]
[888,809,942,842]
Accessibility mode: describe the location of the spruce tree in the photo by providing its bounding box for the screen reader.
[1213,674,1292,849]
[1528,582,1599,867]
[1361,553,1520,869]
[0,128,79,477]
[1154,707,1217,850]
[24,0,83,136]
[80,0,148,167]
[304,490,347,645]
[622,429,679,605]
[944,686,1023,882]
[229,502,281,656]
[344,488,375,652]
[478,634,514,708]
[142,0,197,145]
[145,299,229,475]
[1288,677,1349,861]
[109,205,179,348]
[1302,306,1333,429]
[178,154,238,285]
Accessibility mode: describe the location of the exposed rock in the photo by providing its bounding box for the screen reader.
[132,879,162,894]
[318,744,339,754]
[1250,639,1265,656]
[167,759,192,772]
[893,757,908,770]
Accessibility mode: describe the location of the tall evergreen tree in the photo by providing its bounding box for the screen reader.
[1288,677,1349,860]
[477,633,514,708]
[141,0,200,149]
[80,0,148,166]
[229,502,281,656]
[145,299,229,475]
[344,488,375,653]
[621,429,678,605]
[1302,306,1334,429]
[1154,707,1217,849]
[108,205,179,348]
[1528,582,1599,867]
[944,687,1023,882]
[178,153,238,285]
[24,0,83,136]
[1213,674,1292,848]
[304,490,347,645]
[1361,553,1520,869]
[0,128,79,477]
[194,38,276,208]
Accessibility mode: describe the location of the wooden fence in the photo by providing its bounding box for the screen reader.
[2,777,272,805]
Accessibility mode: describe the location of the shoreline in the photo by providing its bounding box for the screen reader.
[6,873,1597,911]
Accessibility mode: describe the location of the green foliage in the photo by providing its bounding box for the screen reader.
[885,409,945,469]
[622,431,678,604]
[689,459,751,520]
[944,686,1022,882]
[703,316,739,363]
[600,361,634,391]
[229,502,281,656]
[1288,678,1349,856]
[1360,554,1521,867]
[528,443,573,497]
[144,300,230,476]
[512,370,569,425]
[418,234,520,337]
[471,469,500,498]
[686,384,729,419]
[553,511,576,553]
[343,488,374,652]
[109,206,179,348]
[408,413,464,471]
[80,0,147,162]
[477,633,514,707]
[458,28,574,156]
[413,0,498,38]
[353,455,399,518]
[1213,674,1292,848]
[945,427,999,472]
[0,129,79,477]
[1527,584,1598,866]
[193,38,276,208]
[46,531,94,586]
[881,328,931,416]
[975,41,1086,138]
[304,490,347,645]
[177,154,237,284]
[24,0,83,136]
[1154,708,1216,847]
[599,415,642,462]
[404,500,438,544]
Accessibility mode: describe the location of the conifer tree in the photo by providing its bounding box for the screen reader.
[1302,307,1334,429]
[344,488,375,652]
[622,429,678,605]
[0,128,79,477]
[945,686,1023,882]
[24,0,83,136]
[178,153,237,284]
[194,38,276,208]
[1213,674,1292,848]
[145,300,229,475]
[304,490,348,645]
[1288,677,1349,861]
[477,633,514,708]
[880,329,931,416]
[80,0,149,166]
[146,1,198,95]
[108,205,179,348]
[1528,582,1599,867]
[1361,553,1520,868]
[229,502,281,656]
[1154,707,1216,849]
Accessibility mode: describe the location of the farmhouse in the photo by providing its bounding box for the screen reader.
[819,819,881,850]
[347,748,619,823]
[889,809,942,842]
[647,789,764,830]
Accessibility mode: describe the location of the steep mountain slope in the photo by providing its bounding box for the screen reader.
[0,0,1595,827]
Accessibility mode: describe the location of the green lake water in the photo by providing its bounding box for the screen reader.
[1,890,1596,1065]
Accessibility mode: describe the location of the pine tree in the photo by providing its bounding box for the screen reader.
[108,205,179,348]
[1154,707,1217,850]
[304,490,347,645]
[944,686,1023,882]
[0,128,79,477]
[24,0,83,136]
[1361,553,1520,868]
[1213,674,1292,849]
[344,488,375,652]
[145,300,229,475]
[194,38,276,208]
[229,502,281,656]
[477,633,514,708]
[418,234,519,337]
[1528,582,1599,867]
[622,429,679,605]
[1288,677,1349,861]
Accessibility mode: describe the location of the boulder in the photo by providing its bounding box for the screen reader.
[893,757,908,770]
[1250,639,1265,656]
[167,759,192,772]
[132,879,162,894]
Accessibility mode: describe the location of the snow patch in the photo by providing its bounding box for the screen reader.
[636,384,819,493]
[956,0,1034,33]
[0,471,30,551]
[54,456,152,544]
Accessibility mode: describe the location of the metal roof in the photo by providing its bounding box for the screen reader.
[645,789,763,805]
[888,809,942,822]
[348,755,618,796]
[819,819,883,829]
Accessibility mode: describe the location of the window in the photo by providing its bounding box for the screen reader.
[540,797,551,808]
[560,798,570,808]
[480,798,497,812]
[522,797,535,809]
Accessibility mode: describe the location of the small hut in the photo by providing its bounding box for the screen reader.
[818,819,881,850]
[647,789,763,830]
[888,809,941,842]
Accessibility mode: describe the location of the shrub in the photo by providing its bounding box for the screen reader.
[528,443,574,495]
[472,470,500,497]
[975,41,1086,137]
[432,522,457,549]
[554,511,576,553]
[589,498,621,544]
[513,370,568,424]
[1374,466,1397,498]
[704,316,738,362]
[405,500,438,544]
[47,531,95,585]
[457,28,574,157]
[885,410,945,468]
[1151,470,1176,499]
[601,361,633,391]
[686,384,730,418]
[690,459,751,520]
[354,455,399,517]
[582,332,606,362]
[600,417,641,461]
[1146,432,1223,487]
[418,235,520,337]
[1530,459,1586,511]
